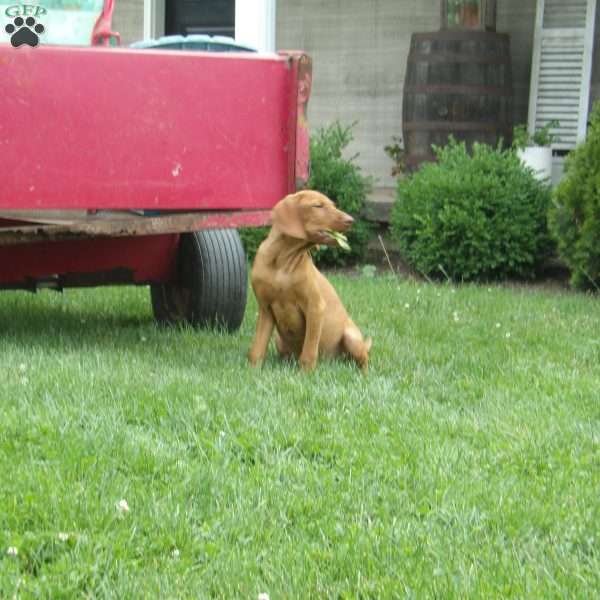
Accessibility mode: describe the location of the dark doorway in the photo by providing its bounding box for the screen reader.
[165,0,235,37]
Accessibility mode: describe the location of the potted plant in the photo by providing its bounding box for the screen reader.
[513,120,559,182]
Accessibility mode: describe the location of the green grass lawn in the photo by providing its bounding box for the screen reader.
[1,275,599,598]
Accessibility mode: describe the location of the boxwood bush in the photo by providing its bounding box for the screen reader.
[390,139,552,282]
[238,225,269,263]
[307,121,373,266]
[240,121,372,265]
[549,103,600,290]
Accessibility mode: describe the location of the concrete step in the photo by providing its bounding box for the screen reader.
[362,187,398,266]
[364,187,395,224]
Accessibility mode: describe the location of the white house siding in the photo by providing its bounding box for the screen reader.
[113,0,144,44]
[497,1,537,135]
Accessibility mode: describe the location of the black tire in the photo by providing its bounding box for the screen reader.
[150,228,247,331]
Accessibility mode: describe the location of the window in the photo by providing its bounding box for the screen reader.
[165,0,235,37]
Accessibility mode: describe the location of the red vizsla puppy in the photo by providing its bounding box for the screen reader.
[248,191,371,372]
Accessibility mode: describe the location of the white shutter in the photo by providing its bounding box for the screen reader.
[527,0,597,150]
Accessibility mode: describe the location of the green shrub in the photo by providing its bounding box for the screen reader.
[238,226,269,262]
[390,139,553,282]
[239,121,373,265]
[307,121,373,266]
[549,103,600,290]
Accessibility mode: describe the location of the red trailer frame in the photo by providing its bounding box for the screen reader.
[0,42,311,328]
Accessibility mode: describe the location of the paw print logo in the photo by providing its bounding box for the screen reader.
[5,16,45,48]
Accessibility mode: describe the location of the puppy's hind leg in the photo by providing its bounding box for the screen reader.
[342,324,372,373]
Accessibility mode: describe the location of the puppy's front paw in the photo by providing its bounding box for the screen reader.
[247,350,264,368]
[299,353,317,372]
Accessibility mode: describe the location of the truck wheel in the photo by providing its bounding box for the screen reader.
[151,229,248,331]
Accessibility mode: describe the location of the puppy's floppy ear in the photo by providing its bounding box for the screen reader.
[271,193,307,240]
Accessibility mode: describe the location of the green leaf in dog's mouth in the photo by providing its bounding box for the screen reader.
[326,229,351,251]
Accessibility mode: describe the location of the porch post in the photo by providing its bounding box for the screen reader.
[235,0,276,52]
[143,0,165,40]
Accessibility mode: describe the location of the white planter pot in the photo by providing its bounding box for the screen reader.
[517,146,553,182]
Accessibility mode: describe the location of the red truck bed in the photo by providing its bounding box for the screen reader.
[0,43,309,210]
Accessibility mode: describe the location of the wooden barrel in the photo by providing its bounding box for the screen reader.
[402,31,513,171]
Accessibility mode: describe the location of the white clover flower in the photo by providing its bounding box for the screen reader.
[116,499,130,514]
[7,546,18,556]
[505,332,511,339]
[453,311,460,322]
[58,532,69,542]
[404,303,410,309]
[171,548,180,559]
[495,322,501,328]
[258,594,270,600]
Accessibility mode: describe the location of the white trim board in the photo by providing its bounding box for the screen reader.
[235,0,276,52]
[143,0,165,39]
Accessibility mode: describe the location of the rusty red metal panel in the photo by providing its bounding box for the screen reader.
[0,234,180,287]
[0,209,272,246]
[276,52,311,192]
[0,45,298,210]
[295,54,312,188]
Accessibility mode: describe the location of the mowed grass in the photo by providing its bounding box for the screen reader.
[0,274,599,598]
